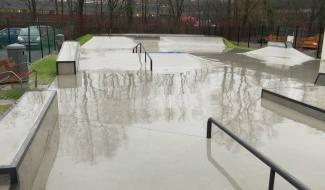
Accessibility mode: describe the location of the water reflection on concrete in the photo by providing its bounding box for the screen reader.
[46,37,325,190]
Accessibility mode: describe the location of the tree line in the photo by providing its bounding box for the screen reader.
[21,0,325,34]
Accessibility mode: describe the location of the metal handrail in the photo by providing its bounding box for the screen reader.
[0,69,38,89]
[206,117,310,190]
[132,43,153,71]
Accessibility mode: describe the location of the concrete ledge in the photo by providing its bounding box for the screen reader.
[0,91,58,190]
[56,41,80,75]
[261,88,325,122]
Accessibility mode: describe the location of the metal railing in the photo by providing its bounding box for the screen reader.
[0,70,37,89]
[132,43,153,71]
[206,117,310,190]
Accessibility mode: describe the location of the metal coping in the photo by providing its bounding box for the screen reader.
[261,88,325,115]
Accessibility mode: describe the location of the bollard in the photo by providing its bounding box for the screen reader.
[55,34,64,51]
[7,43,28,79]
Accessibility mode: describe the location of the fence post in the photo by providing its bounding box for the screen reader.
[46,26,51,54]
[317,26,323,58]
[37,22,44,58]
[6,18,11,44]
[237,25,240,46]
[53,26,56,51]
[28,25,31,64]
[294,26,298,48]
[276,26,280,40]
[248,24,251,48]
[260,25,264,48]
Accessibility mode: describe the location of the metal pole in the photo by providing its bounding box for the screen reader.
[38,23,44,58]
[276,26,280,41]
[46,26,51,54]
[317,26,323,58]
[150,60,152,71]
[207,119,212,138]
[28,25,31,63]
[260,25,264,48]
[145,52,147,63]
[53,26,56,51]
[248,24,251,48]
[237,25,240,46]
[294,26,298,48]
[6,18,11,44]
[268,169,275,190]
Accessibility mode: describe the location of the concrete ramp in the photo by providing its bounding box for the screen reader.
[315,31,325,85]
[262,86,325,121]
[243,46,314,66]
[159,36,225,53]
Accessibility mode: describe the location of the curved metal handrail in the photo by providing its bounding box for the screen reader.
[132,43,153,71]
[0,69,38,89]
[207,117,310,190]
[0,71,23,89]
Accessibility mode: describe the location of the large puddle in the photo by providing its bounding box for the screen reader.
[45,36,325,190]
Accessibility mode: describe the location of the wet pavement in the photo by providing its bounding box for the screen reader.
[46,36,325,189]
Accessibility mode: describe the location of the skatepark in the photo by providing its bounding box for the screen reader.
[0,34,324,190]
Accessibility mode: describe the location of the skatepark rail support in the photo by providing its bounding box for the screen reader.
[206,117,310,190]
[132,43,153,71]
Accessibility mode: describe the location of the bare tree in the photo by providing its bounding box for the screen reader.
[21,0,37,20]
[308,0,325,33]
[167,0,185,23]
[107,0,126,32]
[78,0,86,16]
[61,0,64,15]
[55,0,59,14]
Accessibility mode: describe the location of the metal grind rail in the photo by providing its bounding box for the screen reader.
[206,117,310,190]
[132,43,153,71]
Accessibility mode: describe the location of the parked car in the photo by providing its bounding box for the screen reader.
[0,28,21,47]
[17,26,54,48]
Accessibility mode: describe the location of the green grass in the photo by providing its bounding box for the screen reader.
[0,105,10,114]
[29,54,57,85]
[0,89,24,99]
[223,38,254,51]
[76,34,93,46]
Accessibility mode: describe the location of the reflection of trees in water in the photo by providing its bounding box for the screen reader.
[57,58,311,158]
[208,65,286,151]
[57,69,211,162]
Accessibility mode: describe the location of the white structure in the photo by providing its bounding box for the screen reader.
[315,30,325,85]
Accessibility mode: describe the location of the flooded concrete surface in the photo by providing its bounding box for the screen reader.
[46,36,325,189]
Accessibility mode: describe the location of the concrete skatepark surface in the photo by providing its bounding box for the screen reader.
[243,46,314,66]
[10,35,323,189]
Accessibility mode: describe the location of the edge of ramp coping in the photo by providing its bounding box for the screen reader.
[261,88,325,121]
